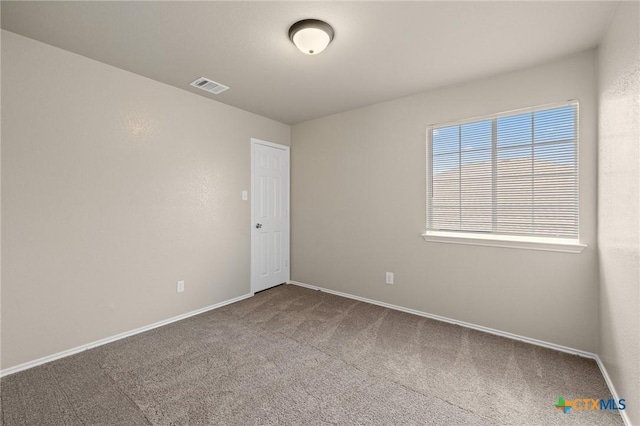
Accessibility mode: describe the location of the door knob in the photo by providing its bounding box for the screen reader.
[256,223,263,229]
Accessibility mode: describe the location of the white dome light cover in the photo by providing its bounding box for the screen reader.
[289,19,334,55]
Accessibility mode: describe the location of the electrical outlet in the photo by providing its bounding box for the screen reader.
[385,272,394,285]
[177,280,185,293]
[242,190,248,201]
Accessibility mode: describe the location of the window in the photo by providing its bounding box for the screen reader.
[424,101,585,252]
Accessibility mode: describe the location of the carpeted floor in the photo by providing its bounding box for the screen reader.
[0,284,623,425]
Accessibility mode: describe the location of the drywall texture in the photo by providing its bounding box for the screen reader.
[598,2,640,424]
[292,50,599,352]
[1,31,290,369]
[0,22,3,372]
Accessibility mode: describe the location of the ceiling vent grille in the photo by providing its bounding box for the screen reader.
[190,77,229,95]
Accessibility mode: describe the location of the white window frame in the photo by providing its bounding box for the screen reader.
[422,101,586,254]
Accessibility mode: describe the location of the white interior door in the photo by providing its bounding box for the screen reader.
[251,139,290,293]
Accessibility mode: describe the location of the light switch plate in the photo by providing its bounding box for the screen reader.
[385,272,394,285]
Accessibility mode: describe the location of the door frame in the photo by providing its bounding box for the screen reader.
[250,138,291,294]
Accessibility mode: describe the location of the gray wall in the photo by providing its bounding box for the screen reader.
[291,50,598,352]
[1,31,290,369]
[598,1,640,424]
[0,19,3,372]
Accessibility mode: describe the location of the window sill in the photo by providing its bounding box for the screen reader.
[421,231,587,253]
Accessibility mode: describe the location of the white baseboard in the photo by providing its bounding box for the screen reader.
[2,282,629,425]
[289,280,594,357]
[0,293,253,378]
[594,355,631,426]
[288,280,628,425]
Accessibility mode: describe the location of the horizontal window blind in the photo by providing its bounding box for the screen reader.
[427,102,579,240]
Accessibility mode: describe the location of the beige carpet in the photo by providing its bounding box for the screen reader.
[0,284,623,425]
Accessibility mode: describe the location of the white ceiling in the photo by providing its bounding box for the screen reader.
[1,1,617,124]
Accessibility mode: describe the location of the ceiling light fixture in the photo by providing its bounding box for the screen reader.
[289,19,334,55]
